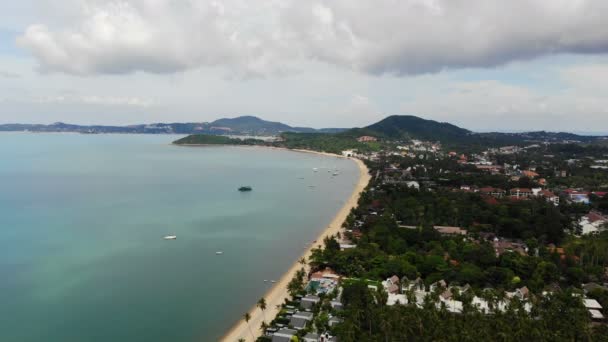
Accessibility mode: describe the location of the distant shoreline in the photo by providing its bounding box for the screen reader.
[213,145,370,342]
[174,143,352,160]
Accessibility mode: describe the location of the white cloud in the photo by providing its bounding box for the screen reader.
[16,0,608,76]
[399,73,608,132]
[29,94,153,107]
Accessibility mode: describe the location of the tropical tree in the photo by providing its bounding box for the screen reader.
[243,312,254,341]
[257,297,267,323]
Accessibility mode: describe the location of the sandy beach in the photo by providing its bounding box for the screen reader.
[219,154,371,342]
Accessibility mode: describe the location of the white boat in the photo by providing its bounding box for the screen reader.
[332,172,339,176]
[313,168,318,172]
[215,251,224,255]
[271,280,277,283]
[163,235,177,240]
[264,279,268,282]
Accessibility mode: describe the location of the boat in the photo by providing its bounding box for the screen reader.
[332,172,339,176]
[313,168,318,172]
[238,186,252,192]
[271,280,277,283]
[215,251,224,255]
[163,235,177,240]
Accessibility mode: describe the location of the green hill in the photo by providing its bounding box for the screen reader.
[364,115,471,141]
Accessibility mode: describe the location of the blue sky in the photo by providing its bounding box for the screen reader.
[1,1,608,132]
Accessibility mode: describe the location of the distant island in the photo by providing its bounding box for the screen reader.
[0,116,346,136]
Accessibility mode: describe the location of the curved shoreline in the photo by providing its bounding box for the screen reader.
[217,150,371,342]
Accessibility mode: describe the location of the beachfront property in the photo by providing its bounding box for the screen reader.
[271,328,298,342]
[289,311,314,330]
[301,294,321,310]
[308,267,340,294]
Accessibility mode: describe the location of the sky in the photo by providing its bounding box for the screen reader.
[1,0,608,132]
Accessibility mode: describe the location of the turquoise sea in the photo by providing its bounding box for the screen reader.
[0,133,359,342]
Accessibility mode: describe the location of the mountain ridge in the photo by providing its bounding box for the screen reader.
[1,115,605,145]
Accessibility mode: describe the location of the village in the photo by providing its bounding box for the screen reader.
[254,134,608,341]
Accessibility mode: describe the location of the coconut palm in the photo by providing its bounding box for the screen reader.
[257,297,267,323]
[243,312,254,341]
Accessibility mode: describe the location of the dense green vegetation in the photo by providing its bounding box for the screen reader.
[276,132,380,154]
[172,134,265,145]
[312,161,608,341]
[335,281,607,342]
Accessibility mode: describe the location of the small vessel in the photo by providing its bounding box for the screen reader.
[216,251,224,255]
[163,235,177,240]
[332,172,339,176]
[271,280,277,283]
[313,168,318,172]
[264,279,268,282]
[238,186,252,192]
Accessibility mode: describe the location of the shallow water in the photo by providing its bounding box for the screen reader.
[0,133,359,342]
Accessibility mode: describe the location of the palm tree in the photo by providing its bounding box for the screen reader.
[260,321,269,334]
[243,312,254,341]
[257,297,267,323]
[299,257,307,265]
[238,339,245,342]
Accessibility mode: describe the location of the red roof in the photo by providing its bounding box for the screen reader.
[539,190,556,198]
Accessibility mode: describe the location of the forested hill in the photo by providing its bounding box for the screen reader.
[365,115,471,141]
[358,115,605,147]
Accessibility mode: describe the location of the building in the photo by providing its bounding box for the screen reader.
[328,316,342,327]
[303,333,320,342]
[580,211,608,235]
[564,189,590,204]
[493,238,527,256]
[289,311,314,330]
[538,190,559,206]
[382,275,401,294]
[300,295,321,310]
[584,298,605,322]
[330,300,343,310]
[510,188,533,199]
[341,150,356,157]
[272,329,298,342]
[522,170,539,178]
[434,226,468,235]
[357,136,378,142]
[479,187,506,198]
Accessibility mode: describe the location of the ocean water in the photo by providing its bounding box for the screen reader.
[0,133,359,342]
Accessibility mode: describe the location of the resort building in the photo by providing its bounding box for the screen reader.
[272,328,297,342]
[301,295,321,310]
[289,311,314,330]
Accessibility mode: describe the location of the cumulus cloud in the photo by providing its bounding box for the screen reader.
[16,0,608,76]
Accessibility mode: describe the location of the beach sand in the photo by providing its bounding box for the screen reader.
[219,154,370,342]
